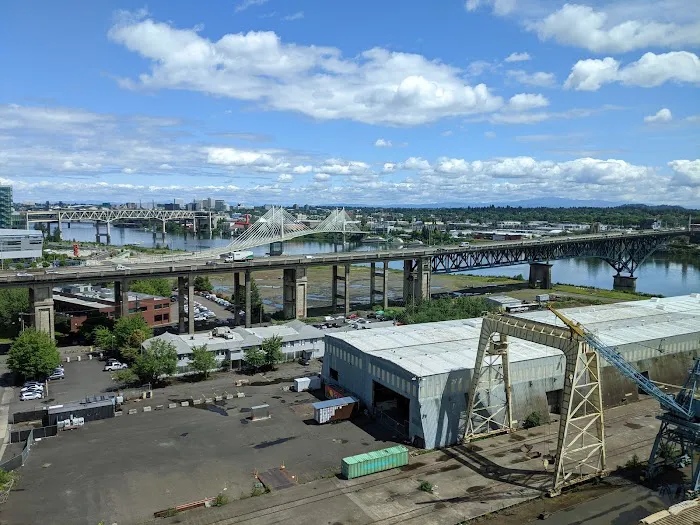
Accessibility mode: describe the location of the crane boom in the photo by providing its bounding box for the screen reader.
[547,305,693,419]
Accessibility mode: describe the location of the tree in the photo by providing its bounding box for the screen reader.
[191,344,217,378]
[93,326,116,354]
[243,346,265,370]
[232,276,264,322]
[113,314,153,350]
[134,339,178,384]
[112,368,138,385]
[130,279,172,298]
[8,328,60,381]
[193,276,213,292]
[0,289,29,336]
[262,335,284,369]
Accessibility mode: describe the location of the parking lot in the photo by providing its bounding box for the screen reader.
[1,376,396,525]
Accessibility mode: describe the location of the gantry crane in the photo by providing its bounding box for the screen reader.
[465,304,700,497]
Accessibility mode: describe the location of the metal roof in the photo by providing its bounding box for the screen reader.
[312,396,358,409]
[327,294,700,379]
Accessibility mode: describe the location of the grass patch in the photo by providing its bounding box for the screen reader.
[553,283,656,301]
[418,480,434,493]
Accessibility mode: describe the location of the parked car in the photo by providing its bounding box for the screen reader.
[206,260,218,266]
[16,272,33,277]
[20,391,43,401]
[20,385,44,393]
[48,371,65,380]
[103,362,128,371]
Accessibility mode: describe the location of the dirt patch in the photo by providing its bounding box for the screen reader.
[400,462,426,472]
[494,452,507,458]
[509,434,526,442]
[624,422,643,430]
[467,485,487,493]
[469,445,484,452]
[436,454,452,462]
[439,464,461,473]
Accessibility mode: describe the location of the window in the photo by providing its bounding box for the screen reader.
[154,303,163,310]
[154,314,163,322]
[163,313,169,321]
[330,368,339,381]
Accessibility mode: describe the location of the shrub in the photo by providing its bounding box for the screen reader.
[523,411,542,429]
[418,480,433,493]
[214,493,229,506]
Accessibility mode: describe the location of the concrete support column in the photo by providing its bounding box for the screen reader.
[403,258,431,306]
[382,261,389,310]
[344,264,350,316]
[613,274,637,292]
[177,276,186,334]
[233,272,241,326]
[245,269,252,328]
[283,267,308,320]
[106,221,111,245]
[187,275,195,335]
[331,265,338,310]
[369,262,376,307]
[528,262,553,289]
[29,285,54,341]
[95,222,100,243]
[114,280,122,319]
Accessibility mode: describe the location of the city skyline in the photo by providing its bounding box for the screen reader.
[0,1,698,205]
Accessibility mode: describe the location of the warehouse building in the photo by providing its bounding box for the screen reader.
[322,294,700,449]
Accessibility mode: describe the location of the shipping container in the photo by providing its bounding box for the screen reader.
[308,375,322,390]
[535,294,550,302]
[312,396,358,424]
[341,445,410,479]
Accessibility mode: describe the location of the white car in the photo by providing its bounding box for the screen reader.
[103,362,128,371]
[16,272,33,277]
[115,264,130,271]
[20,391,43,401]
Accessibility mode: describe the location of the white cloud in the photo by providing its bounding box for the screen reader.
[564,52,700,91]
[485,131,496,138]
[440,130,453,137]
[158,163,173,170]
[122,168,136,174]
[644,108,673,123]
[277,173,293,183]
[205,147,279,168]
[669,159,700,186]
[235,0,269,13]
[506,69,556,87]
[292,165,313,174]
[506,93,549,111]
[402,157,432,171]
[464,0,517,16]
[318,159,371,175]
[108,15,504,126]
[375,138,392,148]
[505,52,530,63]
[531,3,700,53]
[383,163,397,173]
[282,11,304,21]
[313,173,330,181]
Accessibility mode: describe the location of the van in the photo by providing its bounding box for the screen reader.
[459,242,471,248]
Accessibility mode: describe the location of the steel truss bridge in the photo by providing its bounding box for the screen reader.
[423,229,687,277]
[123,207,362,262]
[25,208,209,224]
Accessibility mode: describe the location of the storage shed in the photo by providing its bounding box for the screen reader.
[44,398,115,426]
[322,294,700,449]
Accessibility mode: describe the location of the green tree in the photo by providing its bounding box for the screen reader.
[0,288,29,336]
[113,314,153,350]
[232,276,264,322]
[130,279,172,298]
[193,276,213,292]
[262,335,284,369]
[243,346,265,370]
[134,339,178,384]
[8,328,60,381]
[93,326,116,354]
[112,368,138,385]
[191,344,217,378]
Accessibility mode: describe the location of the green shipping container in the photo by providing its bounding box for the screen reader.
[341,445,409,479]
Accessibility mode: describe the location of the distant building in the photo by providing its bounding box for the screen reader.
[0,229,43,261]
[214,199,228,212]
[174,198,185,207]
[143,320,325,373]
[53,284,171,332]
[0,186,12,229]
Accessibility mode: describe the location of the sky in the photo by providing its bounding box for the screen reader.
[0,0,698,206]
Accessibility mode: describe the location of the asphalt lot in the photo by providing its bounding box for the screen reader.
[1,378,395,525]
[8,360,115,419]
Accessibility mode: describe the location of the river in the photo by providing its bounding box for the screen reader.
[57,223,700,297]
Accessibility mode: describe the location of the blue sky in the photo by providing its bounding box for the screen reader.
[1,0,698,205]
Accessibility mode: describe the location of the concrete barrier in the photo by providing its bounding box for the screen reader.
[192,399,203,406]
[128,409,137,415]
[237,392,245,398]
[115,411,123,417]
[225,393,234,400]
[168,403,177,409]
[204,398,213,404]
[65,357,70,363]
[143,406,152,412]
[180,401,189,407]
[215,396,223,402]
[155,405,164,410]
[77,356,81,362]
[88,354,92,360]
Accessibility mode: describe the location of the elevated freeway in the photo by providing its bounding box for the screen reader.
[3,229,687,337]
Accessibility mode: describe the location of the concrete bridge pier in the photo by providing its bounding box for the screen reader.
[233,272,241,326]
[283,267,308,319]
[269,241,284,256]
[177,276,186,333]
[331,264,351,315]
[114,280,131,319]
[95,221,111,244]
[403,258,431,307]
[187,275,195,334]
[29,285,55,340]
[528,262,552,289]
[613,274,637,292]
[370,262,389,310]
[245,269,252,328]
